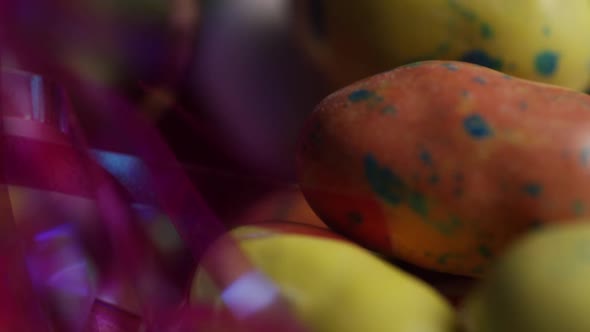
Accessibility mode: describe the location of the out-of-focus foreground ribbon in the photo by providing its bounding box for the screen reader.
[0,1,308,331]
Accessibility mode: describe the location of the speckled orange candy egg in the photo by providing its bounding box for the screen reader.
[297,60,590,276]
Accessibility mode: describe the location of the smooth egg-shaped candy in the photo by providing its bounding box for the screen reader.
[297,60,590,276]
[293,0,590,91]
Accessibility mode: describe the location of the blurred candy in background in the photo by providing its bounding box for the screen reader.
[0,0,199,94]
[293,0,590,91]
[188,0,328,180]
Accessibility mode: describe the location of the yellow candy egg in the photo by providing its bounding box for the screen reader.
[293,0,590,91]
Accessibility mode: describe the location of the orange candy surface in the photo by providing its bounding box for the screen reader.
[297,60,590,276]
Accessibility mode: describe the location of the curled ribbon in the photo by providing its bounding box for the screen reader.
[0,13,308,331]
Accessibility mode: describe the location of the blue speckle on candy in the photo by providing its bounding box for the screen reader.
[580,148,590,166]
[535,51,559,76]
[382,105,397,115]
[463,114,493,139]
[419,149,433,166]
[523,183,543,197]
[473,76,487,85]
[408,192,429,217]
[442,63,459,71]
[448,0,477,21]
[364,154,406,205]
[480,23,493,39]
[460,49,503,71]
[348,89,374,102]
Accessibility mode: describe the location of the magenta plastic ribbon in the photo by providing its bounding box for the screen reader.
[0,63,301,332]
[65,71,307,332]
[0,70,54,331]
[0,2,309,330]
